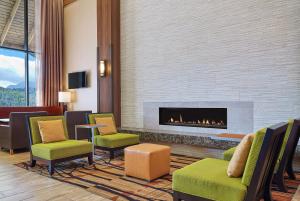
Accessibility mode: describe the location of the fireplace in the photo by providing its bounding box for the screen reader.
[159,107,227,129]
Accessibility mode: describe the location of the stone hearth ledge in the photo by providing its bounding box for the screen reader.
[119,127,240,150]
[120,127,300,153]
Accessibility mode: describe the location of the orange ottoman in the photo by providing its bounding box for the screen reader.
[125,143,171,181]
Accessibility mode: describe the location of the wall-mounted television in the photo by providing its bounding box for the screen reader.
[68,71,87,89]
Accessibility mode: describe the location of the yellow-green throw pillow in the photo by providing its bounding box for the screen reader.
[227,133,255,177]
[38,120,66,143]
[95,116,117,135]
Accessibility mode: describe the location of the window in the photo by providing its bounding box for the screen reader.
[0,0,36,106]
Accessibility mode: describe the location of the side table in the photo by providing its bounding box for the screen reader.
[75,124,106,155]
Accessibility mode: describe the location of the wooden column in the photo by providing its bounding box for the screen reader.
[97,0,121,126]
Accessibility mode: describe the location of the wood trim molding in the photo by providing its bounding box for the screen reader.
[63,0,77,7]
[97,0,121,126]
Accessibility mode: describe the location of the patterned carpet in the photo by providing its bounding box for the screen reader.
[16,152,299,201]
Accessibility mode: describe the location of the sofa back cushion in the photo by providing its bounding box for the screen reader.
[38,119,67,143]
[88,113,116,135]
[95,116,117,135]
[242,128,267,186]
[227,133,255,177]
[29,116,68,145]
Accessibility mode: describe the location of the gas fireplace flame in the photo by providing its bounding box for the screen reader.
[167,114,225,127]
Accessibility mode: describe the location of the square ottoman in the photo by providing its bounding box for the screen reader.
[125,143,170,181]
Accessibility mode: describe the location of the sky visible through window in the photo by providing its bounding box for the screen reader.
[0,48,36,106]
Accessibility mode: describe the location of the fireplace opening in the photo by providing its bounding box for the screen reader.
[159,107,227,129]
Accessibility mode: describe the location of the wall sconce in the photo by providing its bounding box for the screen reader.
[100,60,106,77]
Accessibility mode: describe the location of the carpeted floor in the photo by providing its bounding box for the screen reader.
[16,153,299,201]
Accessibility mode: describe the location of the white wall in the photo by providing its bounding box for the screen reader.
[64,0,98,112]
[121,0,300,132]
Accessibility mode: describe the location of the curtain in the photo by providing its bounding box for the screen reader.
[35,0,64,106]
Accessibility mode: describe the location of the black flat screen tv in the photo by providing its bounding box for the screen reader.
[68,71,87,89]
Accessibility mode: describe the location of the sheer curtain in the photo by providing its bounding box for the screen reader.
[35,0,64,106]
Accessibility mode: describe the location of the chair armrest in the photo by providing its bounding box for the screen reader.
[0,125,10,132]
[0,125,10,136]
[0,125,11,147]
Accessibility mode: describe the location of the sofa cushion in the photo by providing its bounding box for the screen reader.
[227,134,254,177]
[31,140,92,160]
[95,116,117,135]
[94,133,139,148]
[242,128,267,186]
[224,147,236,161]
[172,158,247,201]
[38,119,66,143]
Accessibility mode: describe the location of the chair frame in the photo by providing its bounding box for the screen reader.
[86,113,138,160]
[286,121,300,180]
[26,114,93,176]
[173,122,287,201]
[273,119,300,192]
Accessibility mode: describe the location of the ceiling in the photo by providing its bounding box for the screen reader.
[0,0,35,51]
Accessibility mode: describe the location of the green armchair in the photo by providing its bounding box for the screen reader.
[27,115,93,175]
[88,113,139,159]
[223,119,300,192]
[172,122,287,201]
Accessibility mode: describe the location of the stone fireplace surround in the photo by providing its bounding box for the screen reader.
[121,101,252,149]
[143,101,253,135]
[120,101,300,151]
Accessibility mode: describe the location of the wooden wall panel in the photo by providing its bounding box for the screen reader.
[97,0,121,126]
[63,0,77,6]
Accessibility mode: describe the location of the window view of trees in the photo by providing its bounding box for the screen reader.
[0,48,36,106]
[0,0,36,106]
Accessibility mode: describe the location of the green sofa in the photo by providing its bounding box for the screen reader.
[27,115,93,175]
[88,113,139,159]
[172,123,287,201]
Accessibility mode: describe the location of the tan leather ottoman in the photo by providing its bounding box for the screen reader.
[125,143,171,181]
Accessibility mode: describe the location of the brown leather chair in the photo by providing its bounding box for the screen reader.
[0,111,48,154]
[65,111,92,140]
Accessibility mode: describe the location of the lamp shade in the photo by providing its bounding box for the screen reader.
[58,91,71,103]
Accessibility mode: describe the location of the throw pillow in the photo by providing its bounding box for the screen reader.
[227,133,255,177]
[38,119,66,143]
[95,116,117,135]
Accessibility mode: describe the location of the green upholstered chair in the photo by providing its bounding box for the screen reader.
[27,115,93,175]
[88,113,139,159]
[223,119,300,192]
[172,122,287,201]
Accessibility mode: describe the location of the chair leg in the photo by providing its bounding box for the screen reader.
[263,186,273,201]
[286,160,296,180]
[9,149,14,155]
[274,173,287,192]
[88,153,93,165]
[109,150,114,160]
[30,159,36,167]
[173,191,182,201]
[48,161,54,176]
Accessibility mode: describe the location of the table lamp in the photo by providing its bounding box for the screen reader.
[58,91,71,112]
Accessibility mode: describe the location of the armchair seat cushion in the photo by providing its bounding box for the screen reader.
[31,140,93,160]
[94,133,139,148]
[223,146,236,161]
[172,158,247,201]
